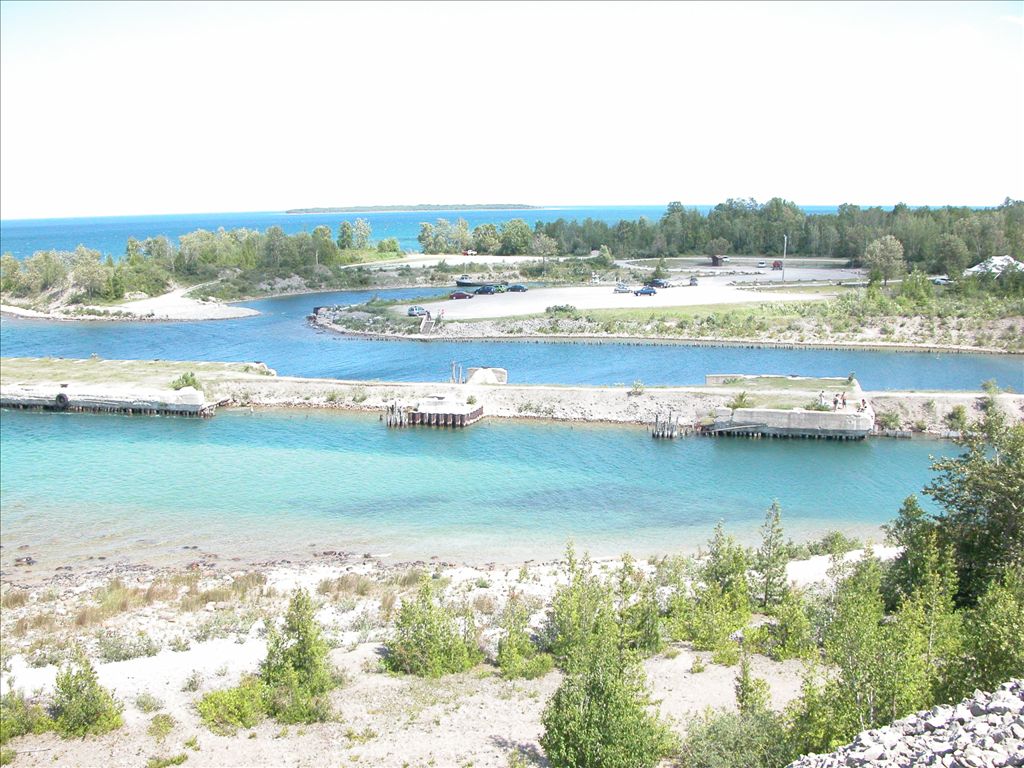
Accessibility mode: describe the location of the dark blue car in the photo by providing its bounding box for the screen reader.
[474,285,497,295]
[508,284,528,292]
[634,286,657,296]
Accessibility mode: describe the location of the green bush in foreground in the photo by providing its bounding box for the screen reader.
[0,684,52,745]
[384,579,481,677]
[541,643,676,768]
[198,588,342,733]
[261,588,337,723]
[51,653,123,738]
[196,677,268,735]
[677,708,789,768]
[497,595,553,680]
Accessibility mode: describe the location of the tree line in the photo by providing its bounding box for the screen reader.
[0,219,401,302]
[416,197,1023,275]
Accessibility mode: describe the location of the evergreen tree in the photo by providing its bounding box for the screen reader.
[754,501,788,610]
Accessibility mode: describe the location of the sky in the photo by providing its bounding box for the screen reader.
[1,0,1022,219]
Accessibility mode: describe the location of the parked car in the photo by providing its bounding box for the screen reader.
[646,278,670,288]
[634,286,657,296]
[508,284,528,292]
[407,305,428,317]
[932,276,952,286]
[474,285,497,295]
[757,260,767,268]
[614,283,632,293]
[493,284,507,293]
[461,250,477,256]
[450,291,474,300]
[689,276,699,286]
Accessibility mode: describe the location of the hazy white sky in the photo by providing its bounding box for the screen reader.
[1,0,1021,219]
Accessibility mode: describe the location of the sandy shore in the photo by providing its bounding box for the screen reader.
[2,287,259,322]
[0,546,896,767]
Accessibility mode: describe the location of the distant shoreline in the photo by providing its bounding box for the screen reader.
[285,203,541,215]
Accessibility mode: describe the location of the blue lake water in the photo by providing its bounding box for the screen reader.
[2,287,1021,390]
[0,204,846,259]
[0,408,955,568]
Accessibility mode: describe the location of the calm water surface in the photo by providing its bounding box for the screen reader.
[0,409,955,569]
[2,287,1021,390]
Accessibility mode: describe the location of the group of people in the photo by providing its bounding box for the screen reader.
[817,390,869,412]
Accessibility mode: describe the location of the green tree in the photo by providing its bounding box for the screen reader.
[924,409,1024,606]
[385,579,480,677]
[652,257,669,280]
[540,641,675,768]
[734,652,770,715]
[472,223,500,254]
[862,235,905,285]
[499,219,533,255]
[352,218,371,249]
[544,544,617,670]
[613,555,663,656]
[260,588,335,722]
[497,593,554,679]
[934,233,969,275]
[0,252,22,293]
[753,501,788,609]
[337,221,354,250]
[702,522,751,601]
[703,237,731,256]
[950,563,1024,697]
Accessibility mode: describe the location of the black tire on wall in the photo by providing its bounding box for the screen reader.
[55,392,69,409]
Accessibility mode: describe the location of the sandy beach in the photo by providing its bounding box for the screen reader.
[1,287,259,322]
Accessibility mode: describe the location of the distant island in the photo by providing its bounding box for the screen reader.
[285,203,540,214]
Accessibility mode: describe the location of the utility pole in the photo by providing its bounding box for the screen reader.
[782,234,788,283]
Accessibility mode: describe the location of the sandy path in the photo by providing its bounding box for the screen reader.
[410,283,818,320]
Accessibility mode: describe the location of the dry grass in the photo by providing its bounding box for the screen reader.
[1,589,29,609]
[379,590,397,621]
[389,568,425,589]
[179,572,267,612]
[318,573,377,598]
[472,594,497,616]
[13,612,58,637]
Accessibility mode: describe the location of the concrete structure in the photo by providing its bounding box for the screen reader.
[466,367,508,385]
[0,383,216,417]
[709,405,874,439]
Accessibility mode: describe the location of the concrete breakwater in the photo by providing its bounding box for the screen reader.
[2,358,1021,435]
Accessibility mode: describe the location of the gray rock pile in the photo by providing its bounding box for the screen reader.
[788,679,1024,767]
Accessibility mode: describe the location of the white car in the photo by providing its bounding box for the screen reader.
[757,260,767,268]
[613,283,632,293]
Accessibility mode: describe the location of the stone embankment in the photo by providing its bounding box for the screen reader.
[788,679,1024,768]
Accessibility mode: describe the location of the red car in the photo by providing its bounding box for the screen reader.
[450,291,474,300]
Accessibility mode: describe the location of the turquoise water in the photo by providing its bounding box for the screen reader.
[2,287,1021,390]
[0,408,955,569]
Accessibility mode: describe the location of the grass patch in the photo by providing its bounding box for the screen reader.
[145,754,188,768]
[148,713,176,742]
[135,692,165,713]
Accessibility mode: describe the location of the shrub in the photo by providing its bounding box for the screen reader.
[877,411,901,430]
[148,713,175,742]
[170,372,201,391]
[944,404,968,431]
[540,644,675,768]
[96,631,161,662]
[749,589,815,661]
[543,545,617,670]
[145,755,188,768]
[50,653,123,737]
[497,596,554,680]
[0,685,52,745]
[727,391,752,410]
[135,692,164,713]
[196,677,268,735]
[384,579,480,677]
[260,588,338,723]
[614,555,663,656]
[677,708,789,768]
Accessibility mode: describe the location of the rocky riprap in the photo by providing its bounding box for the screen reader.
[788,680,1024,767]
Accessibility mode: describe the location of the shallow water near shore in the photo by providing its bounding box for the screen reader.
[1,408,957,572]
[2,287,1022,390]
